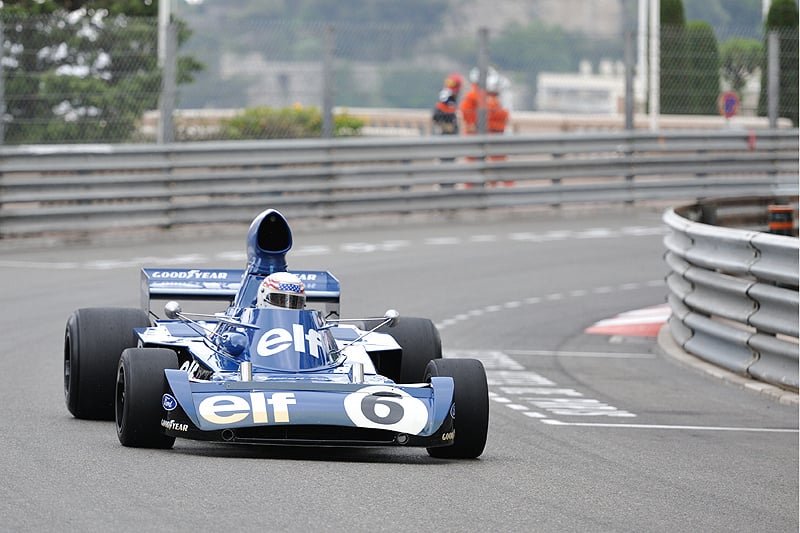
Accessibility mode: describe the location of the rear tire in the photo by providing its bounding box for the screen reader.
[425,358,489,459]
[115,348,178,449]
[377,316,442,383]
[64,308,151,420]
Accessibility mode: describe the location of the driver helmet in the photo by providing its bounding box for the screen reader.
[257,272,306,309]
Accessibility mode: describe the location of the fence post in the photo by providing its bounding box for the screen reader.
[624,28,635,131]
[0,19,4,145]
[648,0,660,131]
[767,31,779,130]
[322,25,335,139]
[477,27,489,136]
[158,20,178,144]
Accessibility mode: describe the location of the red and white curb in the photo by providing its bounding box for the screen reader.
[585,304,671,338]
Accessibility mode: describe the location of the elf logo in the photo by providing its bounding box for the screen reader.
[198,392,297,425]
[256,325,326,358]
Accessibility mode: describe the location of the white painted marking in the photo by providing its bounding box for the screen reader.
[592,286,614,294]
[523,411,548,419]
[543,230,571,240]
[575,228,614,238]
[486,370,555,387]
[500,387,583,397]
[541,420,799,433]
[215,251,247,261]
[509,232,541,242]
[529,398,636,417]
[0,260,80,269]
[504,350,655,359]
[425,237,460,245]
[291,245,331,256]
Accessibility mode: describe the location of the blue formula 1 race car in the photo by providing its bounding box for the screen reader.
[64,209,489,459]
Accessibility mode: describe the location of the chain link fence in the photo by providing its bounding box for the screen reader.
[0,11,796,144]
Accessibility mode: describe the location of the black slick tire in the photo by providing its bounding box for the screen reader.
[64,307,151,420]
[425,358,489,459]
[115,347,178,449]
[377,316,442,383]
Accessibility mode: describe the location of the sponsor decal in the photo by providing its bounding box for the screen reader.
[161,419,189,432]
[162,394,178,411]
[294,273,317,281]
[441,430,456,442]
[343,385,429,435]
[256,325,325,358]
[198,392,296,425]
[151,270,229,280]
[179,360,213,380]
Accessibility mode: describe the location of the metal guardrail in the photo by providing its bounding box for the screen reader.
[663,198,799,391]
[1,130,797,238]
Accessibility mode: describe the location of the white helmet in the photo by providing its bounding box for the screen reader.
[469,66,499,85]
[257,272,306,309]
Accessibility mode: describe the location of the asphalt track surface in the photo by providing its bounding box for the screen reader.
[1,207,797,532]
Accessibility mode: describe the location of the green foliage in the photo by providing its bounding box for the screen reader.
[685,21,720,114]
[765,0,800,26]
[758,0,799,125]
[720,38,763,93]
[1,13,161,143]
[660,0,687,114]
[218,106,364,140]
[661,0,686,25]
[1,7,202,144]
[1,0,157,16]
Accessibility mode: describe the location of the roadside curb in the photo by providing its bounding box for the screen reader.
[656,326,799,407]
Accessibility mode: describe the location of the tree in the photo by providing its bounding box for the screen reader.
[685,21,720,114]
[720,38,763,94]
[660,0,688,114]
[0,1,202,144]
[758,0,799,125]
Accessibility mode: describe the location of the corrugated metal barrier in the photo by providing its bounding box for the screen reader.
[1,129,797,237]
[664,198,799,391]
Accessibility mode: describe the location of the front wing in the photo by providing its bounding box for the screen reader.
[160,370,456,448]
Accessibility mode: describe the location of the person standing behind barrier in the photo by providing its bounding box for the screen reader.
[460,67,508,136]
[485,75,509,164]
[459,67,486,136]
[432,73,463,135]
[461,67,509,170]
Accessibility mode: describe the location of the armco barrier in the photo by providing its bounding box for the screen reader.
[0,129,797,238]
[663,198,799,391]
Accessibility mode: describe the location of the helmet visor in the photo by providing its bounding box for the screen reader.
[268,292,306,309]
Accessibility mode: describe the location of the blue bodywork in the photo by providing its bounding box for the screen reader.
[135,209,455,447]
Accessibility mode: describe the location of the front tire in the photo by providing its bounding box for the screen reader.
[64,307,151,420]
[115,348,178,449]
[425,358,489,459]
[377,316,442,383]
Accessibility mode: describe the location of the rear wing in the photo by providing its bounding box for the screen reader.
[140,268,341,318]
